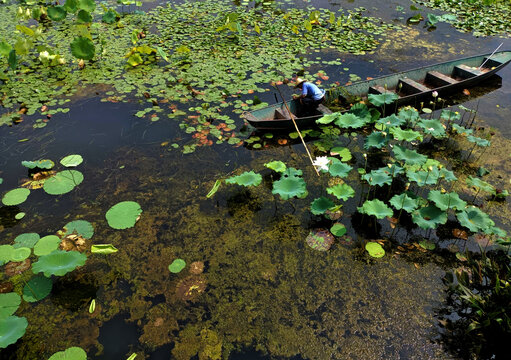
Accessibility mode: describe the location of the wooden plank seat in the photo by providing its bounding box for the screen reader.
[369,85,395,95]
[481,57,504,69]
[317,104,333,114]
[425,71,458,87]
[454,64,484,79]
[274,107,291,120]
[398,77,430,94]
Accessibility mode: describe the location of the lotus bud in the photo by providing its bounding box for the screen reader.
[405,183,410,190]
[25,9,31,18]
[428,166,433,171]
[432,91,438,98]
[17,7,23,17]
[58,57,66,65]
[363,153,367,158]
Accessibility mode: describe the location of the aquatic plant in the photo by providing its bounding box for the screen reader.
[14,233,40,248]
[21,159,55,170]
[43,170,84,195]
[48,347,87,360]
[334,113,367,129]
[427,190,467,211]
[0,292,21,319]
[206,180,222,198]
[31,250,87,277]
[4,259,31,277]
[105,201,142,229]
[60,154,83,167]
[364,132,388,149]
[169,259,186,273]
[365,242,385,258]
[175,275,207,301]
[330,223,347,237]
[0,315,28,348]
[310,197,335,216]
[1,188,30,206]
[456,206,495,233]
[358,199,393,219]
[90,244,118,254]
[271,169,307,200]
[63,220,94,239]
[189,261,205,275]
[412,205,447,229]
[327,158,352,178]
[22,274,52,303]
[264,161,287,173]
[225,171,262,187]
[34,235,61,256]
[305,229,335,251]
[389,193,420,213]
[327,183,355,201]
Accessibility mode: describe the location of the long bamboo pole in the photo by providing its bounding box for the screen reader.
[274,84,320,176]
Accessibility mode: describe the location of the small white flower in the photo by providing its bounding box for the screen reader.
[313,156,330,171]
[432,91,439,98]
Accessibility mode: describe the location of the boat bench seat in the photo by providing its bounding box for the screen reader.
[369,85,396,95]
[274,108,291,120]
[481,57,503,69]
[454,64,484,79]
[317,104,333,114]
[425,71,458,87]
[398,78,430,94]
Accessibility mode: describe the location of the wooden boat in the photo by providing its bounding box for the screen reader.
[243,51,511,130]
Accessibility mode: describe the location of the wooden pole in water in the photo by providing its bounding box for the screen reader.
[274,84,320,176]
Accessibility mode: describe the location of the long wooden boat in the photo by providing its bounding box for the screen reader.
[243,51,511,130]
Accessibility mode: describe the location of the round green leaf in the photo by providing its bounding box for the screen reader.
[70,37,95,61]
[76,10,92,24]
[326,183,355,201]
[48,347,87,360]
[102,10,118,24]
[168,259,186,273]
[330,223,347,237]
[106,201,142,229]
[310,197,335,215]
[14,233,40,249]
[271,176,307,200]
[358,199,393,219]
[328,158,352,178]
[0,316,28,348]
[15,212,25,220]
[225,171,262,187]
[264,161,286,173]
[427,190,467,211]
[2,188,30,206]
[419,240,436,251]
[0,245,15,264]
[32,250,87,277]
[91,244,118,254]
[60,154,83,167]
[21,160,55,170]
[23,274,53,303]
[412,205,447,230]
[456,207,495,233]
[47,6,67,21]
[11,247,31,262]
[43,170,84,195]
[0,293,21,320]
[34,235,61,256]
[77,0,96,12]
[365,242,385,258]
[64,220,94,239]
[389,193,419,213]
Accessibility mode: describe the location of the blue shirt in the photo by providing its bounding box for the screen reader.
[302,82,325,101]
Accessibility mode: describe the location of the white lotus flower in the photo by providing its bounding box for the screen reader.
[313,156,330,171]
[432,91,439,98]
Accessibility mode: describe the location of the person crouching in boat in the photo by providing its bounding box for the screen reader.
[292,78,325,116]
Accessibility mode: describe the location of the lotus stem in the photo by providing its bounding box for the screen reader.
[472,188,481,204]
[466,143,477,162]
[475,147,488,163]
[468,100,480,129]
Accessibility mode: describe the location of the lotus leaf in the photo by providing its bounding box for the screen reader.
[328,158,352,178]
[329,147,352,162]
[365,242,385,258]
[389,193,419,213]
[393,145,427,166]
[169,259,186,273]
[14,233,40,248]
[377,114,406,127]
[0,245,14,264]
[21,160,55,170]
[32,250,87,277]
[419,240,436,250]
[64,220,94,239]
[60,154,83,167]
[2,188,30,206]
[398,107,420,123]
[11,247,31,262]
[76,10,92,24]
[206,180,222,198]
[440,110,461,122]
[225,171,262,187]
[0,293,21,320]
[23,274,53,303]
[467,135,490,147]
[0,316,28,348]
[358,199,393,219]
[264,161,286,173]
[282,168,303,177]
[63,0,78,13]
[364,132,388,149]
[484,226,506,238]
[452,123,473,136]
[305,229,334,251]
[330,223,347,237]
[349,103,375,123]
[334,113,367,129]
[387,164,405,176]
[389,127,423,142]
[47,6,67,21]
[106,201,142,229]
[406,169,439,186]
[418,119,446,138]
[272,176,307,200]
[48,347,87,360]
[362,169,392,187]
[43,170,84,195]
[70,37,95,60]
[316,112,340,124]
[102,10,118,24]
[368,92,399,106]
[91,244,118,254]
[310,197,335,215]
[77,0,96,12]
[412,205,447,229]
[327,183,355,201]
[466,176,494,193]
[439,168,457,182]
[34,235,61,256]
[15,212,25,220]
[456,207,495,233]
[427,190,467,211]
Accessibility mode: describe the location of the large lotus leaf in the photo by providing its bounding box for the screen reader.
[2,188,30,206]
[91,244,118,254]
[328,147,351,162]
[349,103,372,122]
[327,183,355,201]
[405,158,441,173]
[364,132,388,149]
[365,242,385,258]
[48,347,87,360]
[0,316,27,348]
[106,201,142,229]
[76,9,92,24]
[418,119,446,138]
[64,220,94,239]
[484,226,506,237]
[362,169,392,187]
[60,154,83,167]
[389,127,423,142]
[63,0,78,13]
[452,123,473,136]
[282,168,303,178]
[264,161,286,173]
[34,235,61,256]
[427,190,467,211]
[310,197,335,215]
[316,112,341,124]
[358,199,393,219]
[272,176,307,200]
[377,114,405,128]
[389,193,420,213]
[368,92,399,106]
[21,159,55,170]
[305,229,334,251]
[0,293,21,320]
[14,233,40,248]
[225,171,262,187]
[102,10,118,24]
[398,107,420,123]
[0,245,14,264]
[393,145,427,166]
[406,169,439,187]
[77,0,96,12]
[330,223,347,236]
[440,109,461,122]
[11,247,31,262]
[466,176,494,193]
[32,250,87,277]
[47,6,67,21]
[168,259,186,273]
[387,164,405,176]
[23,274,52,303]
[439,168,457,182]
[334,113,367,129]
[467,135,490,147]
[456,207,495,233]
[70,36,95,60]
[328,158,352,178]
[43,170,83,195]
[412,205,447,229]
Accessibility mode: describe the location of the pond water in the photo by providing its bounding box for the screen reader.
[1,0,511,359]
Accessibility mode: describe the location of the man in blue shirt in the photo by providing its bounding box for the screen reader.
[292,78,325,115]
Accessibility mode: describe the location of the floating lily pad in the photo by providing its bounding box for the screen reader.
[32,250,87,277]
[0,293,21,320]
[365,242,385,258]
[330,223,347,237]
[169,259,186,273]
[310,197,335,215]
[0,316,28,348]
[43,170,84,195]
[48,347,87,360]
[0,245,14,264]
[264,161,286,173]
[11,247,31,262]
[2,188,30,206]
[272,175,307,200]
[64,220,94,239]
[327,183,355,201]
[14,212,25,220]
[34,235,61,256]
[225,171,262,187]
[306,229,334,251]
[60,154,83,167]
[358,199,393,219]
[23,274,53,303]
[106,201,142,229]
[21,160,55,170]
[329,147,352,161]
[70,36,95,60]
[14,233,40,249]
[419,240,436,251]
[328,158,352,178]
[91,244,118,254]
